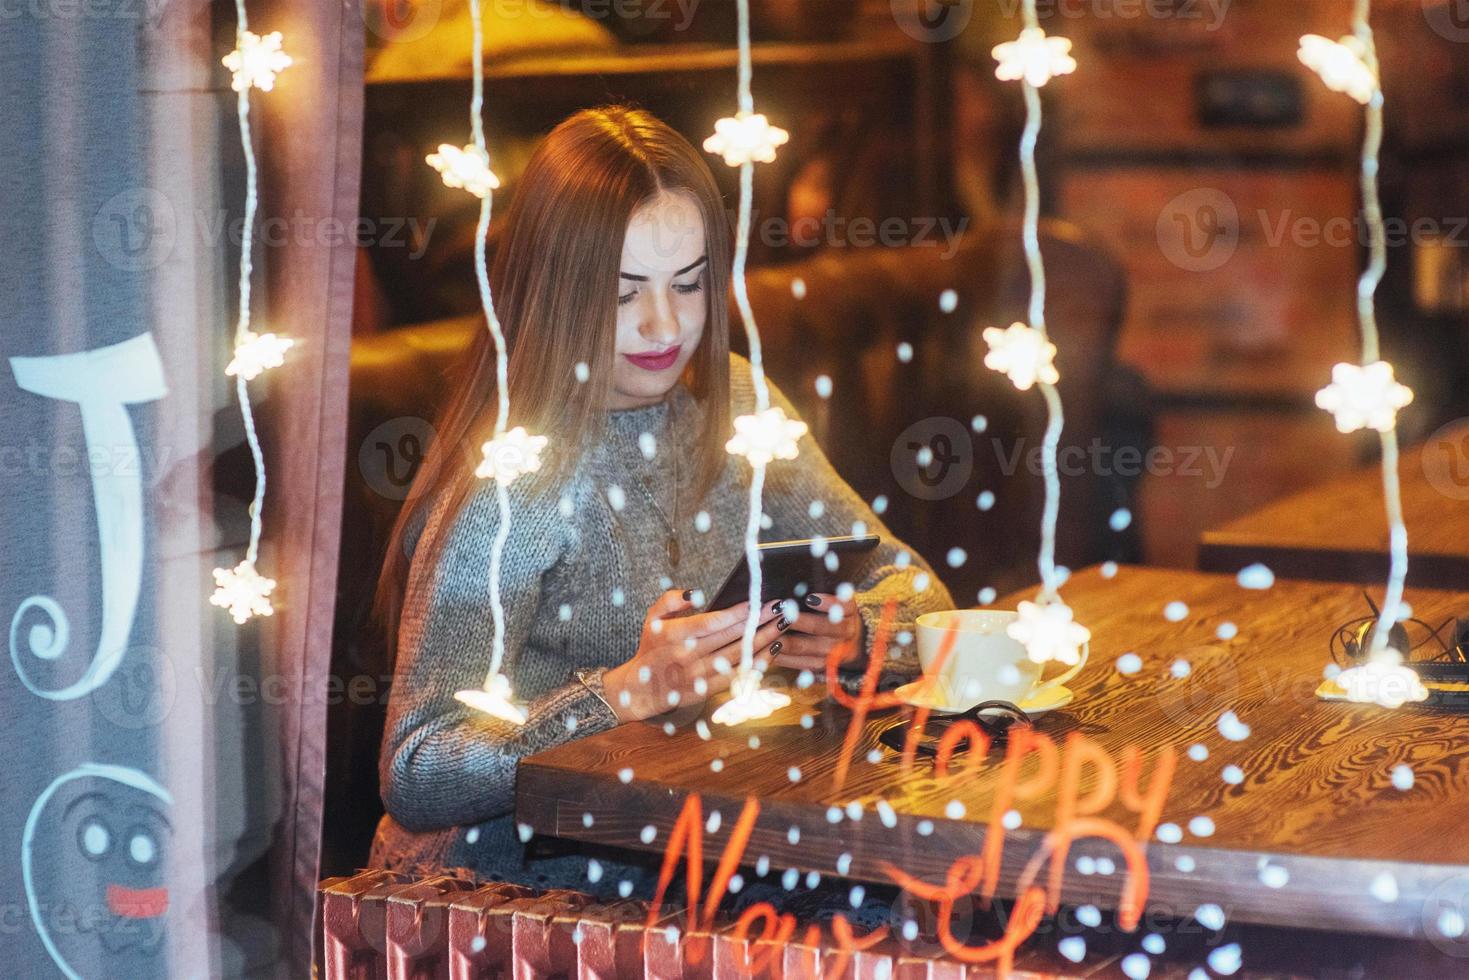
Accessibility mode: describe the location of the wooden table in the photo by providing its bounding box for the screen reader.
[517,566,1469,946]
[1199,422,1469,589]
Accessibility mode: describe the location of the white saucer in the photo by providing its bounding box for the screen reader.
[894,679,1075,718]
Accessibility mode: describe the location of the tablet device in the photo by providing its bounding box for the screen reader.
[702,535,881,612]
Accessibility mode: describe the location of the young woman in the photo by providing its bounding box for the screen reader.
[370,106,953,895]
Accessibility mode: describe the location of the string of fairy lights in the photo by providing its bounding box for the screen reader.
[209,7,293,626]
[210,2,1426,721]
[1299,1,1426,708]
[984,0,1091,670]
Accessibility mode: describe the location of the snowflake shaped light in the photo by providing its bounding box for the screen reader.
[223,30,292,93]
[992,27,1077,88]
[710,671,791,726]
[703,113,790,167]
[475,426,549,485]
[983,322,1060,391]
[1336,652,1429,710]
[210,560,277,624]
[226,331,294,381]
[455,671,529,725]
[1315,361,1414,433]
[426,143,501,199]
[1008,599,1090,666]
[1298,34,1378,105]
[726,407,807,466]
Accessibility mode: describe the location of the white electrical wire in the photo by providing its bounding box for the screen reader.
[1019,0,1065,603]
[1350,0,1409,657]
[468,0,516,681]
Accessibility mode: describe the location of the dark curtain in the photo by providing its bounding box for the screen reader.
[0,1,359,976]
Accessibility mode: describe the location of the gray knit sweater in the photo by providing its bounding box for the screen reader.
[369,354,953,887]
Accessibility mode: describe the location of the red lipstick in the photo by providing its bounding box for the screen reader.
[623,345,682,372]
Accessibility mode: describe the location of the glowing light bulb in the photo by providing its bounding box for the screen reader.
[454,672,529,725]
[1008,598,1090,666]
[726,407,807,466]
[703,113,790,167]
[226,330,294,381]
[1336,651,1429,710]
[223,30,292,93]
[992,27,1077,88]
[983,322,1060,391]
[1315,361,1414,434]
[1298,34,1378,105]
[426,143,501,199]
[710,671,791,726]
[475,426,549,484]
[210,559,277,624]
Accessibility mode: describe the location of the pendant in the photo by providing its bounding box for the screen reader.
[668,533,681,567]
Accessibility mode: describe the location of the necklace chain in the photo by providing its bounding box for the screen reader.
[612,398,682,567]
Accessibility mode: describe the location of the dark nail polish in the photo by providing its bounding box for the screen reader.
[770,599,784,614]
[770,640,783,656]
[682,589,694,601]
[804,594,822,608]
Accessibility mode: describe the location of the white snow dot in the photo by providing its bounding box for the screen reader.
[1110,508,1133,532]
[582,812,594,828]
[1174,855,1195,873]
[574,361,590,383]
[710,758,723,772]
[1195,904,1226,931]
[945,800,966,819]
[826,806,843,824]
[1208,943,1242,976]
[466,827,481,844]
[978,587,997,605]
[607,485,626,511]
[610,587,626,606]
[1188,816,1215,838]
[976,490,996,511]
[808,499,825,519]
[1170,658,1192,679]
[845,801,864,821]
[1076,855,1096,875]
[877,800,898,827]
[1142,934,1165,955]
[694,511,711,533]
[1116,652,1143,675]
[971,414,988,433]
[903,919,920,941]
[1260,863,1289,888]
[1164,601,1189,622]
[1438,907,1467,939]
[517,823,533,843]
[618,880,633,898]
[782,868,799,890]
[814,374,832,399]
[1218,711,1251,741]
[1101,561,1119,578]
[791,277,807,299]
[872,494,889,514]
[946,547,967,568]
[849,885,866,907]
[787,826,800,845]
[1058,936,1086,963]
[1370,871,1400,903]
[1391,764,1414,790]
[917,819,934,836]
[806,870,821,889]
[1121,953,1151,979]
[728,874,743,894]
[1188,744,1208,762]
[897,342,914,363]
[640,825,657,844]
[1222,765,1245,785]
[638,432,657,460]
[1216,621,1238,640]
[939,289,959,313]
[1236,563,1275,590]
[618,767,634,783]
[1076,905,1102,927]
[787,766,801,783]
[836,852,852,875]
[1156,823,1183,843]
[1002,809,1022,830]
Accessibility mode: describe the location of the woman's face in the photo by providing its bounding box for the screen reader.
[608,189,708,410]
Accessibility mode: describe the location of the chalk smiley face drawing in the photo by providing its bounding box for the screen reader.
[22,764,174,979]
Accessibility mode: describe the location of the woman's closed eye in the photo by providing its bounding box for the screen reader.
[673,278,703,296]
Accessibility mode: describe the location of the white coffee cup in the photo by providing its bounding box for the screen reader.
[914,609,1088,712]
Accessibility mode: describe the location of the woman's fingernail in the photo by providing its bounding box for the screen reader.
[770,599,784,614]
[804,594,822,608]
[777,617,790,631]
[682,589,694,601]
[770,640,783,656]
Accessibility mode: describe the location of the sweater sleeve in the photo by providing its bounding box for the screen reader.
[731,356,955,676]
[379,480,621,832]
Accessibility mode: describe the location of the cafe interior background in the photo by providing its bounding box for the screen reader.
[1,0,1468,976]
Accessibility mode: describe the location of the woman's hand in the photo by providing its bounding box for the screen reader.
[768,593,865,674]
[603,591,786,722]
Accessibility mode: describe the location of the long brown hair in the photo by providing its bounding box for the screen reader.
[375,106,733,642]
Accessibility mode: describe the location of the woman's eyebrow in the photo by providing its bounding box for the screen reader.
[618,255,709,282]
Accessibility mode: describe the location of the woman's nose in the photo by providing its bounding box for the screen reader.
[640,288,681,345]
